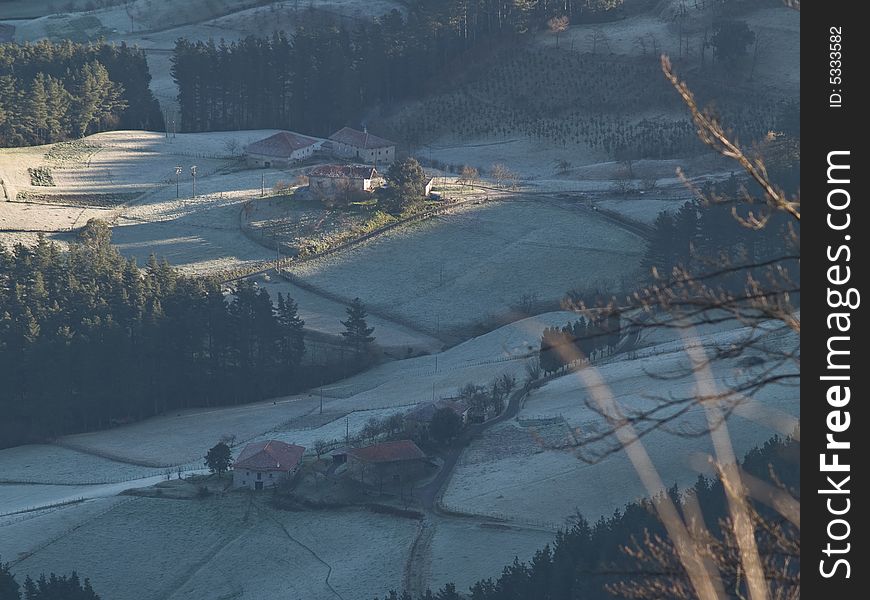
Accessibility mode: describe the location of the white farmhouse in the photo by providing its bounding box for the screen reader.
[245,131,321,168]
[232,440,304,490]
[328,127,396,165]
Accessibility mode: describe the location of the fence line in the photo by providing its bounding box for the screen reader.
[438,501,563,532]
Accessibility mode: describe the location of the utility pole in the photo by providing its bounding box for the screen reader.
[175,166,182,198]
[261,173,265,197]
[320,383,323,414]
[190,165,197,198]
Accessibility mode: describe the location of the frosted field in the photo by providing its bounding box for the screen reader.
[60,395,320,467]
[53,312,576,470]
[425,137,606,180]
[290,199,645,335]
[247,405,416,450]
[320,311,579,413]
[6,495,418,600]
[1,131,273,196]
[252,273,444,353]
[0,497,129,561]
[443,322,799,525]
[0,444,166,485]
[0,484,101,516]
[539,7,799,96]
[427,518,554,593]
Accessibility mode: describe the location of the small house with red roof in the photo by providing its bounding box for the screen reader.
[346,440,427,488]
[232,440,305,490]
[245,131,321,168]
[328,127,396,165]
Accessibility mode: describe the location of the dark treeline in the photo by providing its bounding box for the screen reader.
[539,313,620,374]
[171,0,623,134]
[378,433,799,600]
[0,562,100,600]
[0,40,163,147]
[0,220,306,448]
[641,169,800,293]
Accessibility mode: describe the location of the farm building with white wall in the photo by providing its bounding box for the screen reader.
[232,440,304,490]
[245,131,321,168]
[308,164,381,196]
[328,127,396,165]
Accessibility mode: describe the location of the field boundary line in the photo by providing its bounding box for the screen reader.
[7,496,137,567]
[252,498,345,600]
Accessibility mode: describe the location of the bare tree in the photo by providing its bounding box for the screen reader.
[591,29,611,54]
[314,439,328,460]
[458,165,479,187]
[548,15,570,47]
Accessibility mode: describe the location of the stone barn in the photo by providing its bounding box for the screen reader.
[308,164,381,201]
[328,127,396,165]
[245,131,321,168]
[232,440,305,490]
[347,440,427,490]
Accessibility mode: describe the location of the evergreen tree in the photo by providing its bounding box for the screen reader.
[276,293,306,376]
[25,74,49,144]
[341,297,375,357]
[23,572,100,600]
[1,41,159,146]
[381,157,427,214]
[0,558,19,600]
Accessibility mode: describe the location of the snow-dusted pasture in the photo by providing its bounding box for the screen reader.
[320,311,580,413]
[266,508,418,598]
[10,496,242,599]
[289,199,645,335]
[0,484,99,517]
[7,495,418,600]
[54,312,576,469]
[60,395,320,467]
[443,323,799,525]
[252,273,444,353]
[427,518,554,593]
[0,445,166,485]
[247,405,415,450]
[0,497,129,562]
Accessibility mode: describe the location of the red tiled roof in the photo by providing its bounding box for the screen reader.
[348,440,425,464]
[329,127,395,149]
[246,131,319,157]
[234,440,304,471]
[309,164,378,179]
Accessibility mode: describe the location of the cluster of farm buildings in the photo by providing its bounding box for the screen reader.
[231,397,489,492]
[232,438,428,491]
[244,126,418,198]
